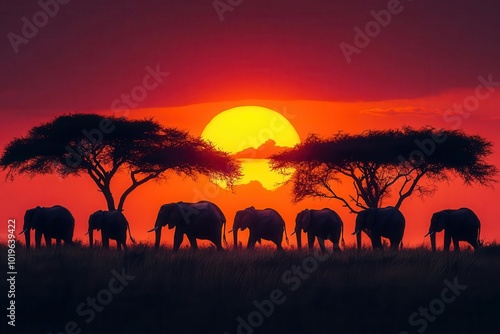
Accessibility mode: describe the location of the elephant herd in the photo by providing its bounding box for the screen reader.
[21,202,482,253]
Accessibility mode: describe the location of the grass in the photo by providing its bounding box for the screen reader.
[3,244,500,334]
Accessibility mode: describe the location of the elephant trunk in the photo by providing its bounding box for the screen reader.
[233,229,239,250]
[356,231,362,251]
[430,232,436,252]
[89,230,94,248]
[296,229,302,250]
[154,228,162,249]
[25,230,30,249]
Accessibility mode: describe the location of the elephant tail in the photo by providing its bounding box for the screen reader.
[127,222,136,244]
[222,218,228,246]
[284,226,290,246]
[478,224,482,247]
[341,223,345,248]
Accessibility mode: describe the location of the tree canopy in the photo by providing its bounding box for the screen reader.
[270,127,497,212]
[1,113,241,210]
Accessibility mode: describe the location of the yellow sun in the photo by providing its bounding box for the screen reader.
[201,106,301,190]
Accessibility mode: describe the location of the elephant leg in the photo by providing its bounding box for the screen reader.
[443,232,451,252]
[35,230,42,249]
[307,233,316,251]
[275,240,283,251]
[173,229,184,251]
[117,241,122,251]
[452,238,460,253]
[371,236,382,250]
[56,239,61,247]
[389,239,399,251]
[102,238,109,249]
[333,242,342,252]
[469,239,479,252]
[317,237,327,253]
[44,235,52,248]
[213,238,224,251]
[247,235,257,250]
[187,235,199,251]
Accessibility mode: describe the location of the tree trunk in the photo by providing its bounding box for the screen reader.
[102,188,116,211]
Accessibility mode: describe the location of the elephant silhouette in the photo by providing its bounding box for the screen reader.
[426,208,481,252]
[294,208,345,252]
[149,201,227,251]
[231,206,289,250]
[87,210,135,250]
[353,207,405,250]
[21,205,75,249]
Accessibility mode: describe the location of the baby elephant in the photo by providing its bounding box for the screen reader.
[87,210,135,250]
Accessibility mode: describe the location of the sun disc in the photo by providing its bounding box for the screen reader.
[201,106,300,190]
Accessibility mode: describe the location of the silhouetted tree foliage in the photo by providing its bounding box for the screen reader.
[1,114,241,210]
[271,127,497,212]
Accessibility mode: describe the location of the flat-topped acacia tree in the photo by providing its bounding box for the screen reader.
[1,113,241,211]
[270,127,497,212]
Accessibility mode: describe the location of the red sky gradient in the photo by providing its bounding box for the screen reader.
[1,0,499,248]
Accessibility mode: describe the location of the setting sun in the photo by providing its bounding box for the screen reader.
[201,106,301,190]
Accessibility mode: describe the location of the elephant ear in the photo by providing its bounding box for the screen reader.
[24,209,36,230]
[365,208,377,230]
[90,211,104,230]
[302,209,312,232]
[31,207,44,229]
[238,209,254,230]
[173,202,190,227]
[433,211,448,232]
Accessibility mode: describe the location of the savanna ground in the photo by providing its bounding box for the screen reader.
[3,244,500,334]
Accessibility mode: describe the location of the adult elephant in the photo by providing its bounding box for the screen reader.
[87,210,135,250]
[148,201,226,251]
[21,205,75,249]
[425,208,481,252]
[294,208,345,253]
[231,206,288,251]
[352,207,405,250]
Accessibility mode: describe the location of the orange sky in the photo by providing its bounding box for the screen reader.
[1,90,499,249]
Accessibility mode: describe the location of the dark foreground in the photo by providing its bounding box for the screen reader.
[3,245,500,334]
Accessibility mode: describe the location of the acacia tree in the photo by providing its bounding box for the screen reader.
[270,127,497,213]
[1,113,241,211]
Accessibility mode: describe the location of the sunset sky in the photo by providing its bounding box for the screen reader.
[1,0,499,247]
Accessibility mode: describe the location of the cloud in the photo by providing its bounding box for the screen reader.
[233,139,288,159]
[359,106,442,117]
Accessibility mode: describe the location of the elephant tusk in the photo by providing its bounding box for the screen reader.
[19,228,28,235]
[424,231,435,237]
[290,231,296,236]
[227,229,233,233]
[85,231,90,236]
[351,230,360,235]
[424,232,430,237]
[147,226,160,233]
